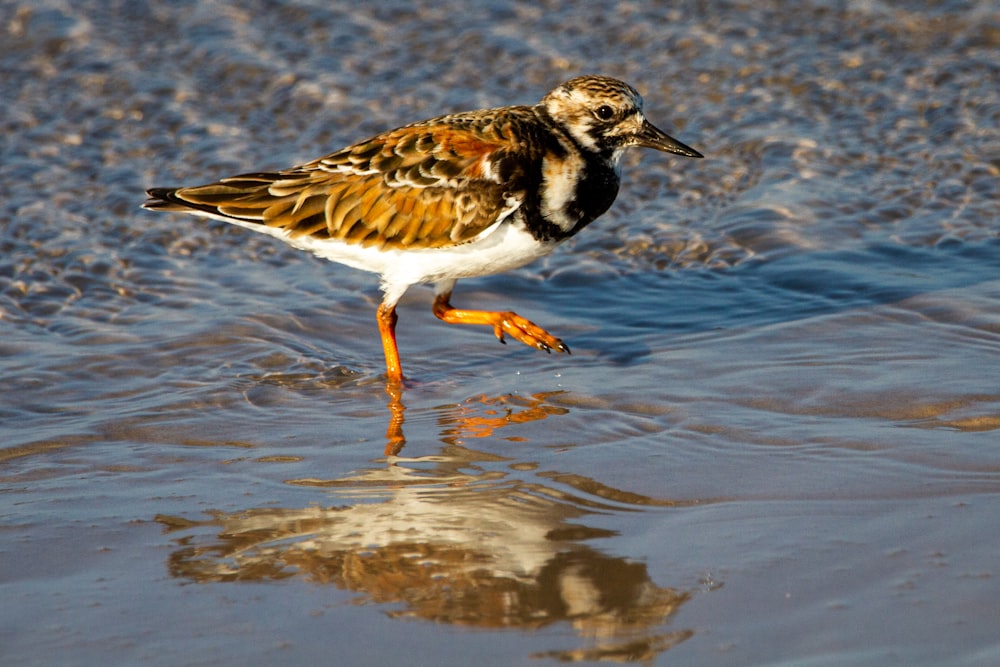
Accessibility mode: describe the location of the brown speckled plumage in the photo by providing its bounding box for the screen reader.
[144,75,702,381]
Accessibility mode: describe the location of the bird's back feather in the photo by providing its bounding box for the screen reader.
[143,108,549,250]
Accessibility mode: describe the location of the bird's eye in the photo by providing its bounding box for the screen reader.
[594,105,615,120]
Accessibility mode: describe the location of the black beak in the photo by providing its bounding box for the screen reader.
[635,119,703,158]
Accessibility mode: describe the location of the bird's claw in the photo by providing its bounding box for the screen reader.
[497,314,569,356]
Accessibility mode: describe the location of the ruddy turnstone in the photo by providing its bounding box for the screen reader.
[144,75,702,382]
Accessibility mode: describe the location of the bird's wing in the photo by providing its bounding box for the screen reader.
[145,110,539,250]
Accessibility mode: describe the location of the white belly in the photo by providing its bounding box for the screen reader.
[222,217,557,306]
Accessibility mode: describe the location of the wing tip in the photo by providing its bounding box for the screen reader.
[142,187,185,211]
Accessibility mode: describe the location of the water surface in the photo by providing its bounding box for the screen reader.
[2,1,1000,664]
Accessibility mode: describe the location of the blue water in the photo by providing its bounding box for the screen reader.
[3,1,1000,664]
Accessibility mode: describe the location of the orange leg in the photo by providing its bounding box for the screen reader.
[432,291,570,354]
[376,302,404,383]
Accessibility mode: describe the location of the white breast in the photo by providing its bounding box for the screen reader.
[241,217,557,307]
[538,142,587,234]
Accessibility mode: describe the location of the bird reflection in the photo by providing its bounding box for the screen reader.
[383,381,574,455]
[384,380,407,455]
[156,396,698,661]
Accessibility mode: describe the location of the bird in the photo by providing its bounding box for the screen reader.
[143,75,702,383]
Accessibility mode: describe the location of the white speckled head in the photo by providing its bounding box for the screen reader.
[540,75,703,160]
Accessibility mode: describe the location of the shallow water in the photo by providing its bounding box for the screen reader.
[3,0,1000,664]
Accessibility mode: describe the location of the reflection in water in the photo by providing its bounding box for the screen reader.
[384,381,407,455]
[383,383,571,455]
[157,391,697,661]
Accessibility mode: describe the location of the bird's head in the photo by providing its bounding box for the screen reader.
[540,75,703,163]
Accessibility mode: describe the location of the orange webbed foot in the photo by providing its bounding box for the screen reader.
[432,293,570,355]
